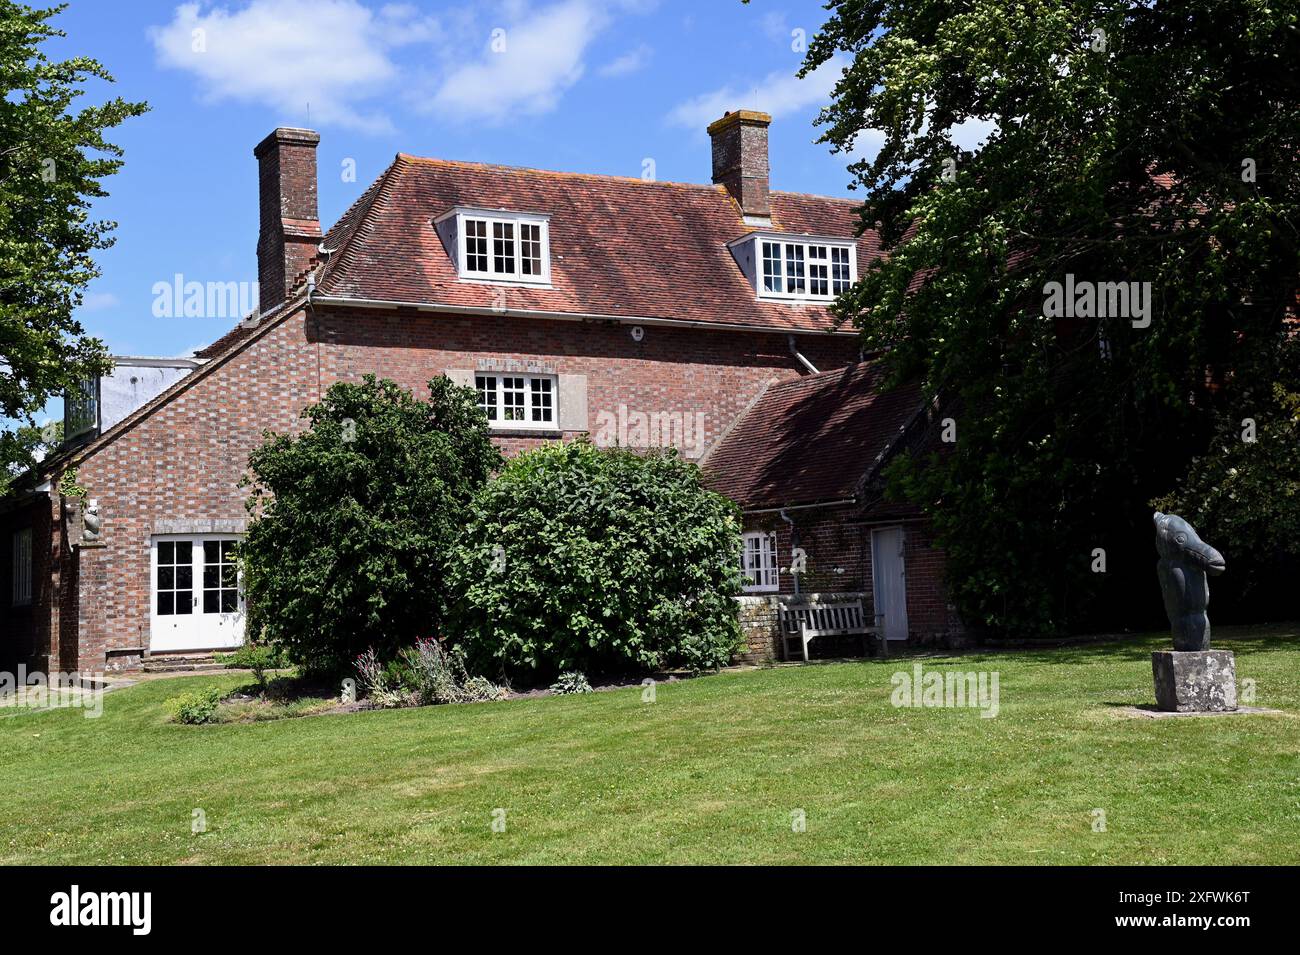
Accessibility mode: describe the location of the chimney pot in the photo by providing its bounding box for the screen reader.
[708,109,772,219]
[255,127,322,315]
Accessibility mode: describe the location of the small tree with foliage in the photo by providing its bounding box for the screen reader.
[241,375,500,675]
[1,2,146,478]
[447,440,743,678]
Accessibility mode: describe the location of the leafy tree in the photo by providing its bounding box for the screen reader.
[240,375,501,675]
[0,2,147,476]
[803,0,1300,635]
[0,418,59,494]
[1155,338,1300,619]
[447,440,744,679]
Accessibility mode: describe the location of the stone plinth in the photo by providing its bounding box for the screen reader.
[1151,650,1237,712]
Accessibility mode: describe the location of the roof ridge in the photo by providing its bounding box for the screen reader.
[764,359,879,394]
[397,154,861,206]
[396,153,729,193]
[770,189,861,205]
[319,155,407,294]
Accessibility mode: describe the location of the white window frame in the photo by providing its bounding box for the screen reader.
[437,207,552,286]
[474,373,558,431]
[11,527,32,607]
[738,233,858,303]
[741,531,779,593]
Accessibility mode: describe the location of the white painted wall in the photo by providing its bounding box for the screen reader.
[98,358,200,432]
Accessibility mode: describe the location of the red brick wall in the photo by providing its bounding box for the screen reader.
[313,306,858,458]
[68,313,319,670]
[64,303,859,669]
[887,520,959,640]
[740,507,960,647]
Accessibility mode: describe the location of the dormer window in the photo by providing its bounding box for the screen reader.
[731,232,857,303]
[435,207,551,286]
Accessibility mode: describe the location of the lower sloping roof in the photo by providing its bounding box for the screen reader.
[703,361,924,511]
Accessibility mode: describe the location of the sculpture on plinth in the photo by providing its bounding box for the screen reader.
[1153,511,1225,650]
[1150,512,1236,712]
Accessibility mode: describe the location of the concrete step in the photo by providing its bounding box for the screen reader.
[142,654,225,674]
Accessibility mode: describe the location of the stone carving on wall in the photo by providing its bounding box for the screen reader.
[81,498,102,543]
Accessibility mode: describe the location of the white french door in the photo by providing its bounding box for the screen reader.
[150,535,245,652]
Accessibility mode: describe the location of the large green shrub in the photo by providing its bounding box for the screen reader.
[446,440,743,677]
[241,375,500,675]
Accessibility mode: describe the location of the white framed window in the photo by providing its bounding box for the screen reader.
[475,373,557,430]
[831,246,853,294]
[761,241,783,293]
[437,207,552,285]
[745,234,857,302]
[785,243,806,296]
[11,528,32,607]
[741,531,779,593]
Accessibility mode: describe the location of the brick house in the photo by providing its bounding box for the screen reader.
[703,361,962,661]
[0,109,959,674]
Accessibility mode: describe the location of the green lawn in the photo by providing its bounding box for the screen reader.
[3,624,1298,865]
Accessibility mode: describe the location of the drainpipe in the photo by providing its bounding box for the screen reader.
[788,335,819,375]
[779,508,800,597]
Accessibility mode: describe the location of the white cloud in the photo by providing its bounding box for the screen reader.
[427,0,610,123]
[148,0,438,133]
[665,56,847,131]
[597,43,651,78]
[80,291,119,311]
[759,11,788,44]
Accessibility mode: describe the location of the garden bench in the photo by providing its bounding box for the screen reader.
[778,593,881,661]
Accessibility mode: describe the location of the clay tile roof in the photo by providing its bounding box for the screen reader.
[313,154,881,334]
[703,361,924,510]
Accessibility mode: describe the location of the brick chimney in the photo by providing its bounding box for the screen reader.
[254,127,321,315]
[707,109,772,220]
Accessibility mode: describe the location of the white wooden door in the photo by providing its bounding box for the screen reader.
[871,526,909,641]
[150,536,245,652]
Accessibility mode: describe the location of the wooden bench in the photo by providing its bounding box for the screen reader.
[778,593,881,661]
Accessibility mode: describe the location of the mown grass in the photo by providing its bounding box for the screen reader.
[2,624,1297,865]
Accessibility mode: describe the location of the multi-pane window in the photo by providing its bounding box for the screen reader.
[156,540,193,616]
[475,374,556,429]
[465,218,489,273]
[831,246,853,294]
[741,532,779,593]
[450,210,550,284]
[785,244,806,295]
[492,221,515,274]
[753,237,856,301]
[11,528,32,607]
[203,540,240,614]
[761,241,783,293]
[809,245,829,296]
[520,223,543,276]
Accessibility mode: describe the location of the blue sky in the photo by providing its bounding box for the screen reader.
[49,0,870,367]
